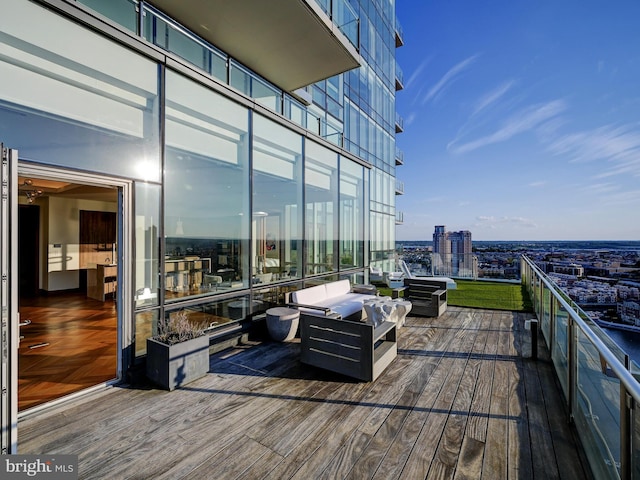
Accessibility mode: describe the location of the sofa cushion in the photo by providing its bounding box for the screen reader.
[291,281,377,320]
[324,279,351,299]
[291,284,327,305]
[323,293,378,319]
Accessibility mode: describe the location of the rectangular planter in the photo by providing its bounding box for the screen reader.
[146,335,210,391]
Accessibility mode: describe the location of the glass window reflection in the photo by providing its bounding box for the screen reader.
[340,158,365,269]
[0,0,160,181]
[135,182,160,308]
[252,114,303,284]
[164,70,250,301]
[305,141,338,275]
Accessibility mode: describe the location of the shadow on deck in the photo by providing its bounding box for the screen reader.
[18,307,592,479]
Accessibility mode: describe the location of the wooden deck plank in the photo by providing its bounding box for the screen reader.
[276,381,398,480]
[426,311,487,480]
[177,436,273,480]
[346,341,452,480]
[275,326,440,479]
[17,306,589,480]
[371,355,454,480]
[316,317,461,479]
[536,352,592,480]
[481,312,508,480]
[522,345,566,479]
[452,311,502,480]
[507,313,533,480]
[481,358,509,479]
[21,340,303,456]
[401,356,470,479]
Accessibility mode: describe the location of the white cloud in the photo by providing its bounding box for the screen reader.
[474,216,537,229]
[420,196,447,204]
[472,80,515,116]
[449,99,567,154]
[547,124,640,178]
[421,54,480,105]
[584,182,619,194]
[528,181,547,188]
[600,190,640,206]
[406,57,431,90]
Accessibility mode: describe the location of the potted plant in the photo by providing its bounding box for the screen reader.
[146,310,210,391]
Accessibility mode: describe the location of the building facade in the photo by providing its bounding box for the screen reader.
[432,225,473,277]
[0,0,403,451]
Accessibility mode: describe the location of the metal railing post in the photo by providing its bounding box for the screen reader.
[567,315,576,419]
[530,319,538,360]
[621,354,632,480]
[549,293,555,362]
[539,277,544,318]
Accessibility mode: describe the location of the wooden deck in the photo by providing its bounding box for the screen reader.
[18,307,592,479]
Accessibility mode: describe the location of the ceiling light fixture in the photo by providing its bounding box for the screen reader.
[23,179,43,203]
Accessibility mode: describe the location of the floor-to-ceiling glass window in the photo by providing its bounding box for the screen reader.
[0,0,160,181]
[164,70,250,301]
[142,6,228,83]
[76,0,138,33]
[305,141,338,276]
[340,158,365,269]
[252,115,303,283]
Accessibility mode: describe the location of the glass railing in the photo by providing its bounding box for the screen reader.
[314,0,360,50]
[395,17,404,47]
[395,63,404,89]
[395,179,404,194]
[229,60,283,113]
[78,0,353,149]
[76,0,139,33]
[400,251,521,281]
[522,255,640,480]
[142,4,228,83]
[395,147,404,165]
[395,211,404,224]
[395,113,404,132]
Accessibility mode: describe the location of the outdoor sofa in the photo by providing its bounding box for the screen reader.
[403,277,448,317]
[287,279,397,381]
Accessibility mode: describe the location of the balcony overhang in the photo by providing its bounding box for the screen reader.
[148,0,361,92]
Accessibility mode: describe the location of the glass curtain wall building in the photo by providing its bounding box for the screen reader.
[0,0,403,427]
[310,0,402,274]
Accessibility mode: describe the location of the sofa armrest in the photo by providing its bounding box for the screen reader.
[431,289,447,303]
[351,284,378,295]
[299,313,397,381]
[286,302,334,315]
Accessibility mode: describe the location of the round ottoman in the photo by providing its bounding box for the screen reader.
[266,307,300,342]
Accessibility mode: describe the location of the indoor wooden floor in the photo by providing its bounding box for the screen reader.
[18,307,591,479]
[18,292,118,411]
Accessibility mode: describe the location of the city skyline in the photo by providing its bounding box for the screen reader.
[395,1,640,241]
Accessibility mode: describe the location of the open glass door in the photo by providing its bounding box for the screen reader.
[0,144,18,453]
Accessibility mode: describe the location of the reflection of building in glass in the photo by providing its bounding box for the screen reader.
[432,226,474,276]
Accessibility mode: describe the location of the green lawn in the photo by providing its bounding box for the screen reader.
[375,279,533,312]
[446,279,533,312]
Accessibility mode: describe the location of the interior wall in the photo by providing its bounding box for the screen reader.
[45,197,117,292]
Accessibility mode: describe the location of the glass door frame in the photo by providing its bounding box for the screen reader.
[16,162,134,415]
[1,144,19,453]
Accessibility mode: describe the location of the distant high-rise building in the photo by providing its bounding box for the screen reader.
[433,226,473,276]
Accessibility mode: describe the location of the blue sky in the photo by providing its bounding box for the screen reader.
[394,1,640,241]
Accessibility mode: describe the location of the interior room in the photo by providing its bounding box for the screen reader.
[17,176,119,411]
